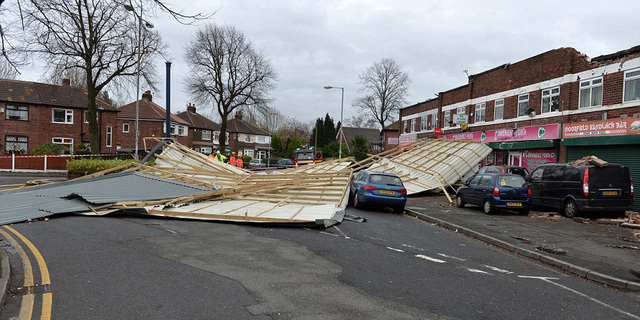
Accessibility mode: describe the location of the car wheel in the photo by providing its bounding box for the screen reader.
[520,209,530,216]
[483,199,494,215]
[353,193,362,209]
[347,190,354,206]
[563,199,579,218]
[456,194,465,208]
[393,205,405,214]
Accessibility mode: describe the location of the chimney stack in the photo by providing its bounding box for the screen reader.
[62,77,71,86]
[187,103,196,113]
[142,90,152,102]
[235,110,243,120]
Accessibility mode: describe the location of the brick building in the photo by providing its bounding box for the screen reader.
[176,103,222,155]
[381,120,401,151]
[116,91,190,152]
[0,78,119,155]
[398,45,640,211]
[226,111,271,159]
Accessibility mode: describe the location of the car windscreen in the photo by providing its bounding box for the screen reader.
[297,152,313,160]
[589,166,630,185]
[497,175,527,188]
[369,174,403,186]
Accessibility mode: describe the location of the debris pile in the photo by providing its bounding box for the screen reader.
[569,155,608,167]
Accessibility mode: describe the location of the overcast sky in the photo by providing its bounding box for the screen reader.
[19,0,640,126]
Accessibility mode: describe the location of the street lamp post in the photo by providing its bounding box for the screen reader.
[124,3,153,160]
[324,86,344,160]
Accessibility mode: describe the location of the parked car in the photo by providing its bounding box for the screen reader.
[276,158,294,168]
[349,170,407,213]
[527,163,633,217]
[456,173,532,215]
[248,159,265,168]
[464,165,529,184]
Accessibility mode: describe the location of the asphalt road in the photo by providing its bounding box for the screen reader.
[1,205,640,319]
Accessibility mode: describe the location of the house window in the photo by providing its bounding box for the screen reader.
[420,115,427,131]
[517,94,529,117]
[457,106,465,115]
[579,78,603,108]
[202,130,212,140]
[432,113,438,129]
[53,108,73,124]
[123,123,130,133]
[494,100,504,120]
[52,137,73,154]
[624,69,640,102]
[200,147,212,154]
[5,136,28,154]
[177,125,185,136]
[168,124,188,136]
[245,134,252,142]
[214,132,220,142]
[541,87,560,113]
[443,110,451,127]
[411,119,416,132]
[474,103,486,123]
[6,105,28,121]
[257,136,266,143]
[403,120,409,133]
[257,150,266,159]
[106,126,112,147]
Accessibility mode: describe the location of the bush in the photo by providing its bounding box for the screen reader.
[66,158,135,179]
[32,142,63,156]
[351,135,370,161]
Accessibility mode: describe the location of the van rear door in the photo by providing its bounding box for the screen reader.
[588,165,633,209]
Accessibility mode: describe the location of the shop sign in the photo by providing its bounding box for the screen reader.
[562,118,640,138]
[441,124,560,142]
[521,149,556,168]
[399,133,416,145]
[453,114,468,124]
[434,128,442,135]
[388,137,399,145]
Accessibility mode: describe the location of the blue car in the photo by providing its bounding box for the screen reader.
[350,170,407,213]
[456,173,532,215]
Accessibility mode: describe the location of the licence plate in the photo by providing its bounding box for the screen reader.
[602,191,619,196]
[507,202,522,207]
[379,190,395,195]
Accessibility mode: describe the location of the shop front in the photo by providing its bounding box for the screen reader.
[442,124,561,171]
[562,118,640,212]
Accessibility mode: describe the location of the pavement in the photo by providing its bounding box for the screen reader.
[405,193,640,291]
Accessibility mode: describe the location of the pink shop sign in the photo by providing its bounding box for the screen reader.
[441,124,561,142]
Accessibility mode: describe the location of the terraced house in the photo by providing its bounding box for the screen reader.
[398,45,640,211]
[0,78,119,155]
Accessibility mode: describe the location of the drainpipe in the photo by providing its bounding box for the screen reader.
[165,61,172,138]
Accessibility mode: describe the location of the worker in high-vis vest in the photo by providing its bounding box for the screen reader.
[212,150,226,162]
[229,152,237,166]
[236,155,243,168]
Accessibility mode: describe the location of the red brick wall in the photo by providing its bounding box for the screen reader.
[1,103,118,154]
[116,119,191,151]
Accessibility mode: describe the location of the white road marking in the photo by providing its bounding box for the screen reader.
[519,276,640,320]
[466,268,492,275]
[437,253,466,261]
[333,226,350,239]
[318,231,339,237]
[386,247,405,253]
[402,244,425,251]
[484,265,514,274]
[415,254,446,263]
[165,229,177,234]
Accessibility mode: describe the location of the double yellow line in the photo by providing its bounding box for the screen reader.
[0,226,52,320]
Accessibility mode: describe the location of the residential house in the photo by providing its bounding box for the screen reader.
[226,111,271,159]
[399,45,640,211]
[175,103,222,155]
[338,126,382,154]
[116,90,190,152]
[0,78,119,154]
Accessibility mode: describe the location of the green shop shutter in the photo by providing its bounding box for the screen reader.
[566,145,640,212]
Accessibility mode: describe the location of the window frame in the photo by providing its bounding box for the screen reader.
[579,78,603,108]
[541,87,560,114]
[5,135,28,154]
[201,130,212,141]
[106,126,112,147]
[410,119,416,132]
[494,99,504,121]
[52,137,74,155]
[623,69,640,102]
[5,104,29,121]
[52,108,74,124]
[474,103,486,123]
[123,123,130,133]
[420,115,427,131]
[517,94,529,117]
[443,110,451,127]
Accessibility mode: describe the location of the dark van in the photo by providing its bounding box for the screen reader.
[527,163,633,217]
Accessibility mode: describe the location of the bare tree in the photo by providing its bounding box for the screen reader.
[346,114,377,129]
[185,23,277,153]
[21,0,167,153]
[354,58,411,130]
[0,57,17,78]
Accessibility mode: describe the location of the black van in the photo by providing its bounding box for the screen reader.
[527,163,633,217]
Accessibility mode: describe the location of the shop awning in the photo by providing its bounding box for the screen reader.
[486,139,559,150]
